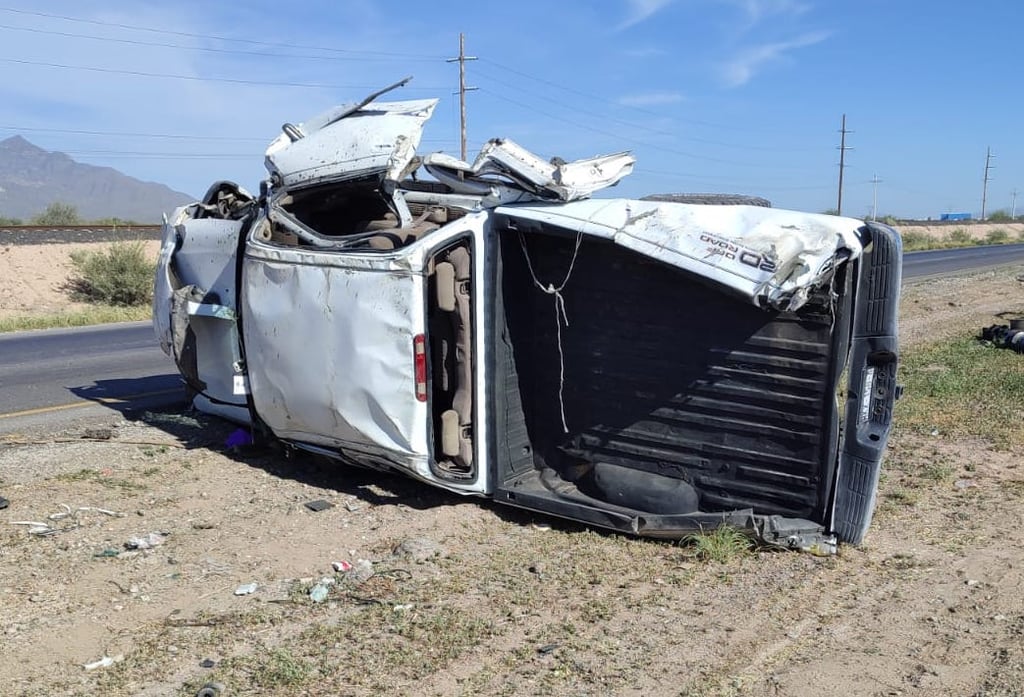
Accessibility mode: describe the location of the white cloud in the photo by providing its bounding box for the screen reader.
[622,46,668,58]
[730,0,809,25]
[720,30,829,87]
[617,91,685,107]
[617,0,674,31]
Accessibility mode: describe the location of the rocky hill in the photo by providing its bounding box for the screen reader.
[0,136,194,223]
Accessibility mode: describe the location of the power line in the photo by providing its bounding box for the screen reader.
[0,124,266,141]
[473,67,817,154]
[0,6,446,59]
[481,57,805,139]
[0,56,443,91]
[478,87,805,170]
[481,58,726,129]
[0,22,439,63]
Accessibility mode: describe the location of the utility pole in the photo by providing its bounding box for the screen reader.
[836,114,852,216]
[870,173,882,221]
[446,33,477,161]
[981,147,994,220]
[1012,188,1018,219]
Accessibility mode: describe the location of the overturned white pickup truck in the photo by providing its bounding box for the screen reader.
[154,79,901,552]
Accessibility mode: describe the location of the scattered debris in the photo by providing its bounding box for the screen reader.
[224,428,253,449]
[234,582,258,596]
[981,324,1024,353]
[331,560,353,573]
[126,532,167,550]
[82,428,113,440]
[537,642,561,655]
[392,536,444,562]
[83,654,123,671]
[9,520,53,536]
[0,495,8,510]
[346,559,375,584]
[344,500,363,512]
[200,658,216,669]
[304,499,334,512]
[93,548,120,558]
[309,577,334,603]
[51,504,124,520]
[196,682,225,697]
[10,504,125,536]
[393,603,414,612]
[954,479,977,490]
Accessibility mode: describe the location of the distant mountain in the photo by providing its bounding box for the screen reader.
[0,136,194,223]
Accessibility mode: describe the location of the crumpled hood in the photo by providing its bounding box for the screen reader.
[264,98,438,191]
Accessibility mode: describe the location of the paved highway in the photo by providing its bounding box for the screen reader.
[1,242,1023,434]
[902,242,1024,278]
[0,322,183,433]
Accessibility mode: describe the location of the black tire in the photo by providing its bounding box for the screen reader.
[641,193,772,208]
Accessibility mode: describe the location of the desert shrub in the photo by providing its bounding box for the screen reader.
[32,202,82,225]
[900,230,938,251]
[987,209,1012,222]
[986,228,1010,244]
[68,241,155,306]
[946,227,972,246]
[0,215,23,226]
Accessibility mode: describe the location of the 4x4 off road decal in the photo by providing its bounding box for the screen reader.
[700,233,778,273]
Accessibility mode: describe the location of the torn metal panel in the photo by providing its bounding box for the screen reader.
[153,211,250,424]
[496,199,864,311]
[265,99,438,191]
[423,139,635,202]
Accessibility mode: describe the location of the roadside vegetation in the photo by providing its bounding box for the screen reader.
[0,201,145,226]
[895,334,1024,447]
[0,305,151,333]
[67,240,156,307]
[900,226,1024,252]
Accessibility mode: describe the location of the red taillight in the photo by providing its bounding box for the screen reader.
[414,334,427,402]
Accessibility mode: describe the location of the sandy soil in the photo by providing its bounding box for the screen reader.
[0,241,160,319]
[1,251,1023,696]
[898,221,1024,242]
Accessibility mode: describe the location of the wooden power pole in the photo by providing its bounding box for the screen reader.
[447,33,477,161]
[836,114,851,216]
[981,147,994,220]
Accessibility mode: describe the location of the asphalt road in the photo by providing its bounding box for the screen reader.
[903,242,1024,278]
[0,322,183,434]
[1,242,1022,434]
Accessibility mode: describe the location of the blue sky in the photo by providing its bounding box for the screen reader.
[0,0,1020,219]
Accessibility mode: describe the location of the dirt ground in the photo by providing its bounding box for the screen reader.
[0,240,161,319]
[2,251,1024,696]
[897,222,1024,242]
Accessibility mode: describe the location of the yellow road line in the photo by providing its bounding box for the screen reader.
[0,388,183,420]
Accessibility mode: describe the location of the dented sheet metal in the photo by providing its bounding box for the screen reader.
[424,139,635,202]
[497,199,865,311]
[240,238,429,458]
[265,98,437,191]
